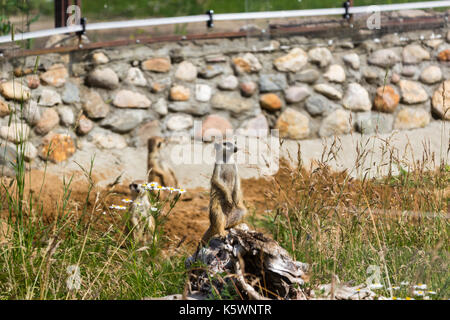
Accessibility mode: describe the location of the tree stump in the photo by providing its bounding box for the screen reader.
[185,226,309,300]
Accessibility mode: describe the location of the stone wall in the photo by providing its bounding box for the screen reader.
[0,24,449,171]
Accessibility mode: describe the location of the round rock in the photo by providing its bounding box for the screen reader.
[399,80,428,104]
[274,48,308,72]
[319,109,351,137]
[275,108,310,140]
[373,86,400,113]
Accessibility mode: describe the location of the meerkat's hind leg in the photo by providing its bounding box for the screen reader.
[201,208,227,246]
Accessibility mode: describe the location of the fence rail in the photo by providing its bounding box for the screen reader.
[0,1,449,44]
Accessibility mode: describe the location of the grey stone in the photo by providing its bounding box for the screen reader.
[211,92,254,116]
[0,122,31,143]
[420,65,442,84]
[362,67,380,81]
[308,47,332,67]
[402,44,430,64]
[342,83,372,111]
[166,113,193,131]
[343,53,360,70]
[0,143,17,176]
[259,74,288,92]
[22,100,41,125]
[23,141,37,161]
[236,114,269,137]
[285,86,310,104]
[153,98,168,116]
[218,75,238,90]
[82,90,110,119]
[401,65,418,77]
[90,129,127,150]
[100,110,145,133]
[324,64,346,83]
[399,80,428,104]
[319,109,352,137]
[38,88,61,106]
[168,102,210,116]
[199,64,224,79]
[313,83,343,100]
[305,95,340,117]
[355,112,393,134]
[175,61,197,82]
[368,49,401,67]
[58,106,75,126]
[87,67,119,89]
[125,67,147,87]
[113,90,151,108]
[62,82,80,104]
[289,69,320,84]
[195,84,212,102]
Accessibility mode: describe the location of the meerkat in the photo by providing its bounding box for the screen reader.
[147,136,178,188]
[200,141,247,246]
[127,180,156,246]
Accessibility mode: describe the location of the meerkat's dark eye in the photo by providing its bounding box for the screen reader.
[130,183,137,190]
[158,142,162,147]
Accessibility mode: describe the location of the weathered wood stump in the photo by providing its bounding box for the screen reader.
[185,225,309,300]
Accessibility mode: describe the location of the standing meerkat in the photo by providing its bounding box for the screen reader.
[200,141,247,246]
[127,180,156,245]
[147,136,178,188]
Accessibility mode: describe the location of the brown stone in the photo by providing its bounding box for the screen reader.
[437,49,450,62]
[151,82,166,93]
[40,133,76,163]
[232,53,262,74]
[76,115,94,135]
[14,67,33,77]
[40,64,68,87]
[200,114,233,141]
[142,57,171,72]
[0,100,10,117]
[239,81,257,97]
[275,108,310,140]
[170,85,190,101]
[373,86,400,113]
[0,81,31,101]
[26,75,40,89]
[35,108,60,135]
[260,93,282,111]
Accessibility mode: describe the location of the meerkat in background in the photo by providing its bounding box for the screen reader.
[127,180,156,245]
[147,136,178,188]
[200,141,247,246]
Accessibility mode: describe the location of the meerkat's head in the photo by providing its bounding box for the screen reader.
[129,180,147,195]
[147,136,165,156]
[214,141,238,164]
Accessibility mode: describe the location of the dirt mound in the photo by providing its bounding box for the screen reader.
[0,166,286,249]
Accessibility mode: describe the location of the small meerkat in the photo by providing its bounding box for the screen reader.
[200,141,247,246]
[127,180,156,245]
[147,136,178,188]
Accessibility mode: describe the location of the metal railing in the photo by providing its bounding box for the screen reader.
[0,1,449,44]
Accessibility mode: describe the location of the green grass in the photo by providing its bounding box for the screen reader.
[255,161,449,300]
